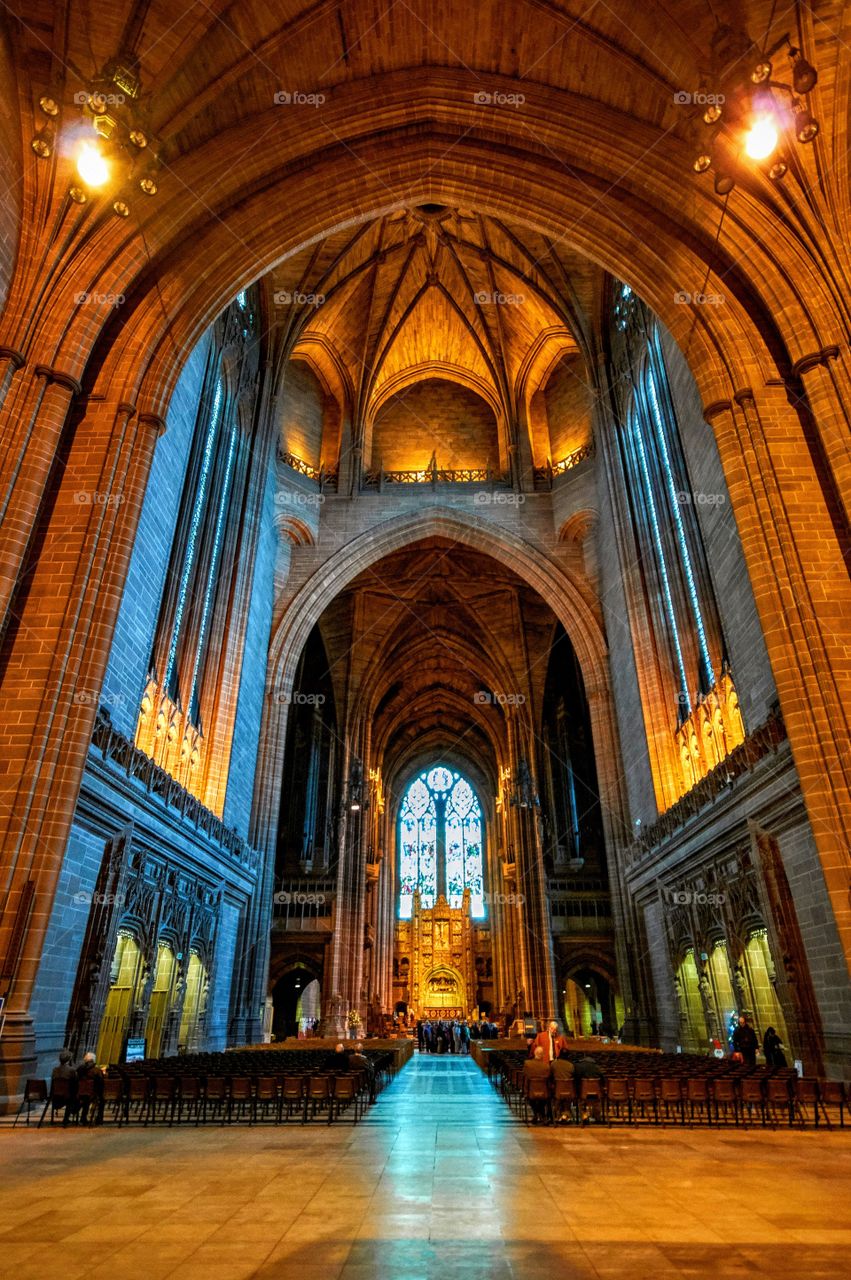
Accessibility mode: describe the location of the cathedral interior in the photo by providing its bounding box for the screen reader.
[0,1,850,1277]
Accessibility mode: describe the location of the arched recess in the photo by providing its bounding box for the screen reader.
[253,506,626,874]
[367,377,500,474]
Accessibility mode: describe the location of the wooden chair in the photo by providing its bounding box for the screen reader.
[145,1075,177,1126]
[254,1076,280,1124]
[685,1077,712,1126]
[282,1075,305,1121]
[332,1075,361,1123]
[765,1077,793,1128]
[631,1078,658,1125]
[711,1077,739,1126]
[39,1075,76,1127]
[658,1078,684,1126]
[821,1080,846,1129]
[14,1079,47,1127]
[604,1077,630,1124]
[227,1077,252,1124]
[202,1075,228,1124]
[174,1075,201,1125]
[739,1077,766,1128]
[304,1075,333,1124]
[552,1077,577,1124]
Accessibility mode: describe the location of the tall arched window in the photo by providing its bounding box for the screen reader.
[613,283,722,723]
[398,766,485,919]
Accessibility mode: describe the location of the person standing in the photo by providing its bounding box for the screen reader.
[763,1025,787,1068]
[530,1020,567,1064]
[732,1015,758,1067]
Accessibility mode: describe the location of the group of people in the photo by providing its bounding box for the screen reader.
[731,1015,788,1068]
[524,1022,604,1125]
[417,1019,472,1054]
[50,1049,105,1125]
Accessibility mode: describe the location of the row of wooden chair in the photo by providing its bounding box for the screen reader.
[15,1070,373,1127]
[492,1059,846,1128]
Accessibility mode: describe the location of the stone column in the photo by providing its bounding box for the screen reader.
[0,365,83,627]
[0,399,162,1104]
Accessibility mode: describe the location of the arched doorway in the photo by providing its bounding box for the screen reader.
[271,967,318,1041]
[178,951,209,1053]
[96,930,142,1066]
[563,967,616,1037]
[145,942,177,1059]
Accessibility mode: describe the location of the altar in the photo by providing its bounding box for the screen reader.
[403,888,477,1019]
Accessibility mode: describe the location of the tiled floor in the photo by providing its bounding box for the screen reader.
[2,1053,850,1279]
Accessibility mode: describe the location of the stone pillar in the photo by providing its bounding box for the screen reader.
[0,365,82,627]
[0,399,162,1105]
[705,389,851,972]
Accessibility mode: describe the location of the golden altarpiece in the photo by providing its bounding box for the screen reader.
[395,889,477,1018]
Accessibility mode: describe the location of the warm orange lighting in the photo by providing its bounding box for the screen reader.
[76,138,110,187]
[745,116,779,161]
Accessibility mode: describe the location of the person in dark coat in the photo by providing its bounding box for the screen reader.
[51,1049,78,1124]
[574,1055,604,1124]
[732,1015,758,1067]
[763,1026,787,1068]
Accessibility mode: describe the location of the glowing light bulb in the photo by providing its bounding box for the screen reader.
[745,116,779,161]
[76,139,110,187]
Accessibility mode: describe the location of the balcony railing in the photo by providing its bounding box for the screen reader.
[362,464,510,490]
[278,447,338,490]
[533,443,595,489]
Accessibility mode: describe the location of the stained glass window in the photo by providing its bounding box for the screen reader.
[164,377,224,699]
[398,766,485,919]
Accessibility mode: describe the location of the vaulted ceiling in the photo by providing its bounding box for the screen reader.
[318,537,562,790]
[272,205,598,424]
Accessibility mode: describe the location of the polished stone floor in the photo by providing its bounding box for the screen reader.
[2,1053,850,1280]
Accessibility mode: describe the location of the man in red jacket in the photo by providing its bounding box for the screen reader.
[529,1020,568,1064]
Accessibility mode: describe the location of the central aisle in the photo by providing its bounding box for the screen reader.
[366,1049,512,1128]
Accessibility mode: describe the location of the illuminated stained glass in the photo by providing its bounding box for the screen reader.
[164,378,224,696]
[187,422,238,724]
[398,766,485,919]
[399,781,436,920]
